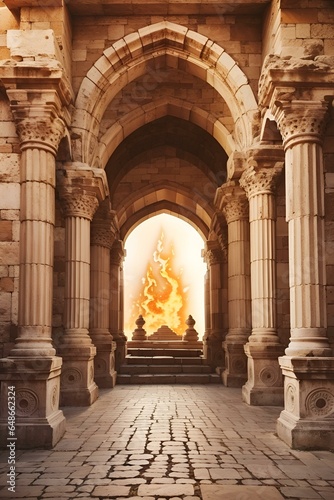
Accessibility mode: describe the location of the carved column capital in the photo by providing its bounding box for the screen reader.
[6,89,66,155]
[272,99,330,149]
[110,240,125,266]
[57,163,109,220]
[240,148,284,200]
[204,241,224,266]
[91,201,117,249]
[61,193,99,220]
[216,182,249,224]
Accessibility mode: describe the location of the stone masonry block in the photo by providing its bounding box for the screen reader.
[0,221,12,242]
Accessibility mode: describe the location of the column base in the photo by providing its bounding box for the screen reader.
[222,340,248,387]
[59,346,99,406]
[242,342,284,406]
[277,356,334,450]
[93,340,117,388]
[113,332,127,371]
[0,356,66,449]
[203,331,225,370]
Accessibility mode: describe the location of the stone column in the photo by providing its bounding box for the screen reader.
[273,99,334,449]
[90,203,117,388]
[240,148,285,405]
[217,182,251,387]
[202,240,225,369]
[0,90,67,448]
[57,166,107,406]
[110,240,127,370]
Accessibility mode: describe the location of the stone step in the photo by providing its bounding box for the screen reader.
[125,355,206,365]
[127,348,203,357]
[119,364,213,375]
[117,373,221,384]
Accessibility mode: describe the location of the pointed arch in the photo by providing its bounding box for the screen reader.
[72,21,258,165]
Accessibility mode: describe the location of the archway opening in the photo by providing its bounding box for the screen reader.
[123,213,206,340]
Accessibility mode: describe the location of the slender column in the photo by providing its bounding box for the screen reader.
[110,240,127,370]
[90,204,117,388]
[273,99,334,449]
[202,241,225,369]
[57,167,107,406]
[0,90,67,448]
[240,148,285,405]
[218,182,251,387]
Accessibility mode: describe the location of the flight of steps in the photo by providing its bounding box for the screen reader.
[117,345,221,384]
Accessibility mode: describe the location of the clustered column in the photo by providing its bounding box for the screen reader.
[110,239,127,370]
[202,240,226,369]
[273,99,334,449]
[218,182,251,387]
[90,202,117,388]
[0,90,67,448]
[57,167,107,406]
[240,148,285,405]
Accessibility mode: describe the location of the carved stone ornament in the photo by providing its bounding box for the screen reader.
[240,165,282,199]
[61,193,99,220]
[206,246,224,266]
[223,197,249,224]
[16,116,65,153]
[91,223,114,249]
[110,240,125,266]
[273,100,329,147]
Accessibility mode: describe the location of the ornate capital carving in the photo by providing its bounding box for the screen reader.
[7,90,66,154]
[204,241,224,266]
[240,165,282,199]
[216,182,249,223]
[91,222,115,249]
[273,99,329,148]
[57,163,109,220]
[110,240,125,266]
[91,200,117,249]
[62,193,99,220]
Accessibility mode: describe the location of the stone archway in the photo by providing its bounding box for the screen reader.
[71,20,259,169]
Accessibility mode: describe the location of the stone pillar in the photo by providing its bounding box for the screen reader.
[57,166,107,406]
[202,240,225,369]
[110,240,127,370]
[217,182,251,387]
[90,203,117,388]
[0,90,67,448]
[240,148,285,405]
[273,99,334,449]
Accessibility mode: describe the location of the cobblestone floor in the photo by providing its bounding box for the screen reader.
[1,385,334,499]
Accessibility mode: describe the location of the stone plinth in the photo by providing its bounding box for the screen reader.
[183,315,199,342]
[277,357,334,450]
[0,357,66,448]
[242,342,284,406]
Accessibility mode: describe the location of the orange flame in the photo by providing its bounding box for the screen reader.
[129,232,188,336]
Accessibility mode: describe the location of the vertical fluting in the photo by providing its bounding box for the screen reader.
[15,147,56,355]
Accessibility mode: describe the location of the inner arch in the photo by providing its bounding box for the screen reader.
[123,213,207,339]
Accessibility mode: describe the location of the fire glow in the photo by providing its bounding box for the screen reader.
[129,232,189,336]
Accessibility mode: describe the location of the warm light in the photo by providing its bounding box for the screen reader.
[123,214,206,339]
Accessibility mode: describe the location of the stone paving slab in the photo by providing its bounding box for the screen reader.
[201,484,285,499]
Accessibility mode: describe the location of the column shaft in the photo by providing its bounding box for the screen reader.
[285,142,328,355]
[240,152,285,406]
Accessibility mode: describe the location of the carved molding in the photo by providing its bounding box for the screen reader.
[222,196,249,224]
[15,115,65,153]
